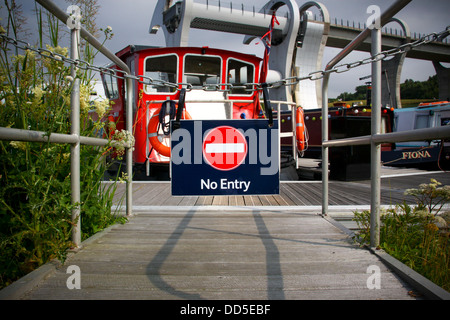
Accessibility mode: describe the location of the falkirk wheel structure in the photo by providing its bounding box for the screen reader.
[150,0,450,109]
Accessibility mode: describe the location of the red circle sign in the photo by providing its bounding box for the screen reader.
[203,126,248,171]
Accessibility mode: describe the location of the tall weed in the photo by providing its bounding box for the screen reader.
[0,2,125,288]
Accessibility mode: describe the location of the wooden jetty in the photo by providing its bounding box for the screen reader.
[2,167,448,300]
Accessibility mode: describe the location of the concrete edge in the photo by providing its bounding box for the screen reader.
[0,223,122,300]
[322,214,356,238]
[113,204,377,214]
[368,247,450,300]
[0,259,62,300]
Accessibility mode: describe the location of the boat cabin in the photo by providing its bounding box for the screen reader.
[381,101,450,168]
[101,45,263,167]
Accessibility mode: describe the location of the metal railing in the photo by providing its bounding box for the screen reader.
[2,0,448,250]
[320,0,450,249]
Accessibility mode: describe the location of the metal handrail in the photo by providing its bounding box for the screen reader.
[0,127,133,147]
[323,126,450,148]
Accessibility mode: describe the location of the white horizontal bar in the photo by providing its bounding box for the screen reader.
[280,132,293,137]
[205,143,245,153]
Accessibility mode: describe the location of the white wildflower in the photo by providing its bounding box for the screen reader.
[432,216,447,229]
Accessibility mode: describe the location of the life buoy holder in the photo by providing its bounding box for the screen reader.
[296,106,307,152]
[148,107,192,158]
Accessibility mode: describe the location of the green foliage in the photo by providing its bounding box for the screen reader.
[353,180,450,291]
[335,76,439,102]
[400,76,439,100]
[0,2,125,289]
[336,85,368,102]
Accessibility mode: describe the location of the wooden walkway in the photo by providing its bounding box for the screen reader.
[3,168,448,301]
[19,210,417,300]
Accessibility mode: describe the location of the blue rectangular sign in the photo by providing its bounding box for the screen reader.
[171,119,279,196]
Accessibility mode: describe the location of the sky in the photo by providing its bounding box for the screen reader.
[4,0,450,98]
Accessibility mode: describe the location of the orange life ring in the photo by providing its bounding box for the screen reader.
[296,106,306,152]
[148,108,192,158]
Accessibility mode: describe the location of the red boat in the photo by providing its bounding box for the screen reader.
[100,45,266,178]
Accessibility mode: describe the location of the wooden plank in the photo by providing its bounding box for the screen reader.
[142,183,171,206]
[133,183,168,206]
[177,196,198,206]
[290,183,322,206]
[212,196,229,206]
[263,195,281,206]
[258,195,275,206]
[251,195,263,206]
[279,185,297,205]
[195,196,214,206]
[282,183,308,205]
[234,195,246,206]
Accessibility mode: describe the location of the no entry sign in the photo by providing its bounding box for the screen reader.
[203,126,248,171]
[171,119,279,196]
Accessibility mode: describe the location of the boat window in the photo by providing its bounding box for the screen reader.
[442,118,450,126]
[227,59,254,95]
[184,55,221,89]
[144,55,178,94]
[414,114,429,129]
[102,72,119,100]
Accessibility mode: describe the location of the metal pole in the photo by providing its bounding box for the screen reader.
[370,26,382,248]
[70,27,81,248]
[321,74,329,216]
[126,78,133,217]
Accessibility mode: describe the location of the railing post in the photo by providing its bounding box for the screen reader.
[370,26,382,249]
[126,78,133,217]
[321,74,329,216]
[70,24,81,248]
